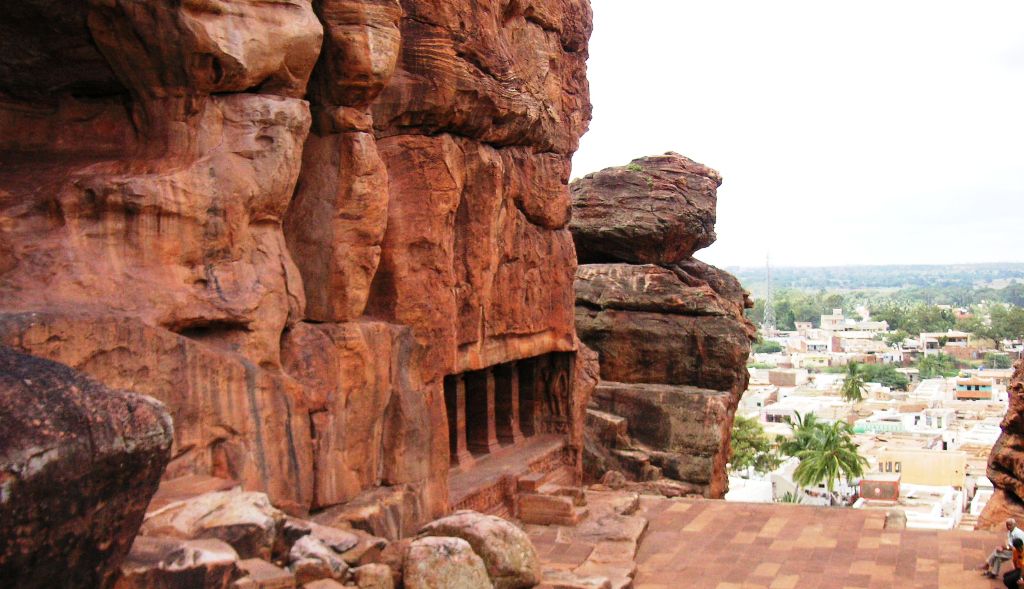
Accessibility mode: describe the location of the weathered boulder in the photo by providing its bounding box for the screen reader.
[288,536,349,584]
[419,511,540,589]
[570,153,721,265]
[403,537,493,589]
[141,490,285,560]
[114,536,240,589]
[353,563,395,589]
[0,346,173,589]
[235,558,296,589]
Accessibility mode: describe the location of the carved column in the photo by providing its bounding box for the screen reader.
[518,359,537,437]
[495,362,524,445]
[445,374,474,468]
[467,368,501,454]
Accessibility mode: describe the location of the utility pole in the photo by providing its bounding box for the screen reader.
[763,253,777,336]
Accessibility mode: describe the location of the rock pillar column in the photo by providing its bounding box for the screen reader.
[495,362,524,445]
[446,374,475,468]
[466,369,501,454]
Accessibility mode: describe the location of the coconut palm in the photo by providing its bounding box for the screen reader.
[840,362,868,403]
[791,420,868,495]
[779,411,821,457]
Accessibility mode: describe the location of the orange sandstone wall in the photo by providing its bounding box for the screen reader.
[0,0,591,528]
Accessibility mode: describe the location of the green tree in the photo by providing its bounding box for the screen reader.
[791,420,868,494]
[984,352,1014,369]
[883,330,911,347]
[753,340,783,354]
[917,353,960,378]
[840,362,868,403]
[858,364,910,391]
[779,412,822,457]
[729,415,782,475]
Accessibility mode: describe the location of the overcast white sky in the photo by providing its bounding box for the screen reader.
[572,1,1024,268]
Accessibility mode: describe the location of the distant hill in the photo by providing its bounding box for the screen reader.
[727,263,1024,292]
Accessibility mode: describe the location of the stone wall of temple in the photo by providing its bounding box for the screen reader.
[571,153,757,497]
[0,0,592,532]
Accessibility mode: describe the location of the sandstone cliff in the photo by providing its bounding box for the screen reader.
[979,360,1024,529]
[571,153,756,497]
[0,0,592,545]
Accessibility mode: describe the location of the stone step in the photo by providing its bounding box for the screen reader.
[519,493,589,526]
[537,483,587,507]
[586,409,629,447]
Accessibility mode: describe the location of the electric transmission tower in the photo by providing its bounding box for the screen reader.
[762,253,777,336]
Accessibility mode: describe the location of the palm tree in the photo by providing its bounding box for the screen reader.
[840,362,868,403]
[791,420,868,496]
[779,411,820,457]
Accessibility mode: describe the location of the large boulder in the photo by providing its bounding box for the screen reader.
[419,511,539,589]
[570,153,721,264]
[403,537,492,589]
[288,535,349,584]
[113,537,240,589]
[140,490,285,560]
[0,346,173,588]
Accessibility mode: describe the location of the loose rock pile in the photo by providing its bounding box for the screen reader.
[113,491,542,589]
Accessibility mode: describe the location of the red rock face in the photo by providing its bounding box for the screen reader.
[571,156,755,497]
[0,0,591,542]
[980,361,1024,529]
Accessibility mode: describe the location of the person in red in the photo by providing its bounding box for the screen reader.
[1003,537,1024,589]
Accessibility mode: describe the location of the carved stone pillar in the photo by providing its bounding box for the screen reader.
[495,362,524,445]
[445,374,474,468]
[466,368,501,454]
[518,359,538,437]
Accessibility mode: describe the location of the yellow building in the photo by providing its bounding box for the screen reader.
[873,448,967,488]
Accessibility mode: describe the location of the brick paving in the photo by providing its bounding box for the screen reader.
[531,496,1008,589]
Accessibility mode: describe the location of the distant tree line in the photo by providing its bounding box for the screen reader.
[732,264,1024,292]
[746,283,1024,341]
[746,290,852,331]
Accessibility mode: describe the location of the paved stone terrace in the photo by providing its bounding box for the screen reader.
[532,496,1006,589]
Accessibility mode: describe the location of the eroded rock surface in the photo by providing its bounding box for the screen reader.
[419,510,540,589]
[0,347,173,589]
[571,156,755,497]
[403,537,492,589]
[0,0,593,574]
[570,153,721,265]
[981,361,1024,529]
